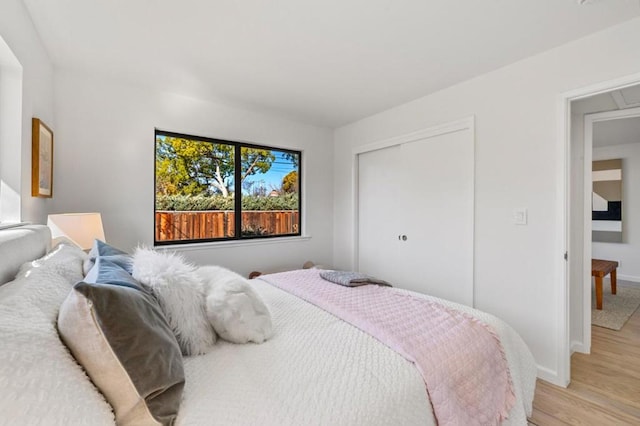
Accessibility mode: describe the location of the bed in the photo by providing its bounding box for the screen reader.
[0,225,537,425]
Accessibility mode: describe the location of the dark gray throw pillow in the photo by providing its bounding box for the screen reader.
[319,270,392,287]
[58,279,185,426]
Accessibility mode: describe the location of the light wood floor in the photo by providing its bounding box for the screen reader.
[528,287,640,425]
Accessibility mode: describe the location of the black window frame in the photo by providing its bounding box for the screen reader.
[154,129,302,246]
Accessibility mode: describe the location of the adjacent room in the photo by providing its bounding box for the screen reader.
[2,1,640,425]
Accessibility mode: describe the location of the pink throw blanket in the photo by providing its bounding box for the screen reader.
[260,269,515,426]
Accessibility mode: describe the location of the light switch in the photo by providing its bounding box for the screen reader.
[514,208,527,225]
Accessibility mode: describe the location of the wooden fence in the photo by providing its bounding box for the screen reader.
[155,210,299,241]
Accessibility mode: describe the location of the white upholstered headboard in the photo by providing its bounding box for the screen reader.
[0,224,51,285]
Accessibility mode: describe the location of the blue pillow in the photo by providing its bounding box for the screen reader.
[91,239,128,257]
[100,254,132,273]
[84,257,140,291]
[84,240,132,275]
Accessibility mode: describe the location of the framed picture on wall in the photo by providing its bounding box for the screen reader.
[31,118,54,198]
[592,159,622,243]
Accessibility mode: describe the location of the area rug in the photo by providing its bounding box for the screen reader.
[592,285,640,330]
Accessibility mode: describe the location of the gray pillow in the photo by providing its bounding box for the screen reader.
[58,278,184,426]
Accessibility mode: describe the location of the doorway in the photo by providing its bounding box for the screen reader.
[563,77,640,386]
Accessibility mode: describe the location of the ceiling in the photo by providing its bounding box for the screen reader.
[571,84,640,147]
[23,0,640,127]
[594,116,640,147]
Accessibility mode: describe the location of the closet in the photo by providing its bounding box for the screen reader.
[356,119,474,306]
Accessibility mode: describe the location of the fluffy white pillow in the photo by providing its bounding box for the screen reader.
[131,248,216,355]
[197,265,273,344]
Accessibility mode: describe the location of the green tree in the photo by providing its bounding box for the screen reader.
[282,170,299,193]
[156,136,275,197]
[240,147,275,187]
[156,137,214,196]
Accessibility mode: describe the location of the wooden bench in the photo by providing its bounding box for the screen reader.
[592,259,619,310]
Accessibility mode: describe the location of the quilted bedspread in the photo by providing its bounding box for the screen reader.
[178,271,536,426]
[261,269,515,426]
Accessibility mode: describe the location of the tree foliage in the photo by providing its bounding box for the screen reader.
[156,193,298,211]
[240,147,275,184]
[282,170,299,193]
[241,192,298,210]
[155,136,275,197]
[155,138,213,196]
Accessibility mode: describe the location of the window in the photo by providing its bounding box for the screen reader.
[154,130,301,245]
[0,35,24,223]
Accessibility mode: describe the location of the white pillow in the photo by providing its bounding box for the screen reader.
[1,242,115,424]
[131,248,216,355]
[197,265,273,344]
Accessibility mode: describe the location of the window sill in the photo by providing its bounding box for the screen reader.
[155,235,312,251]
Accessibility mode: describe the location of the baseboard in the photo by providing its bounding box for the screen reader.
[536,365,567,387]
[571,340,589,354]
[617,274,640,283]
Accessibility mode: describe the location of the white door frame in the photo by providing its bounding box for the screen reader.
[558,72,640,386]
[351,116,475,272]
[580,106,640,354]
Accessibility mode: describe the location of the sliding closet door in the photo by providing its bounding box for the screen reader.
[398,128,474,306]
[357,145,402,282]
[357,123,474,306]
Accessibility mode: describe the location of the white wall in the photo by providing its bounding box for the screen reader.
[52,71,334,277]
[333,17,640,384]
[593,142,640,281]
[0,0,55,224]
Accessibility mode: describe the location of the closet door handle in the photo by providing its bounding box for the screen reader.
[398,234,407,241]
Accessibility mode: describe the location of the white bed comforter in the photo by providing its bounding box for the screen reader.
[178,280,537,426]
[0,243,536,425]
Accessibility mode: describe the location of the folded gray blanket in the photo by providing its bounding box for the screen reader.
[319,270,391,287]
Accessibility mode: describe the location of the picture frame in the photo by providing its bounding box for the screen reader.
[592,158,623,243]
[31,118,54,198]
